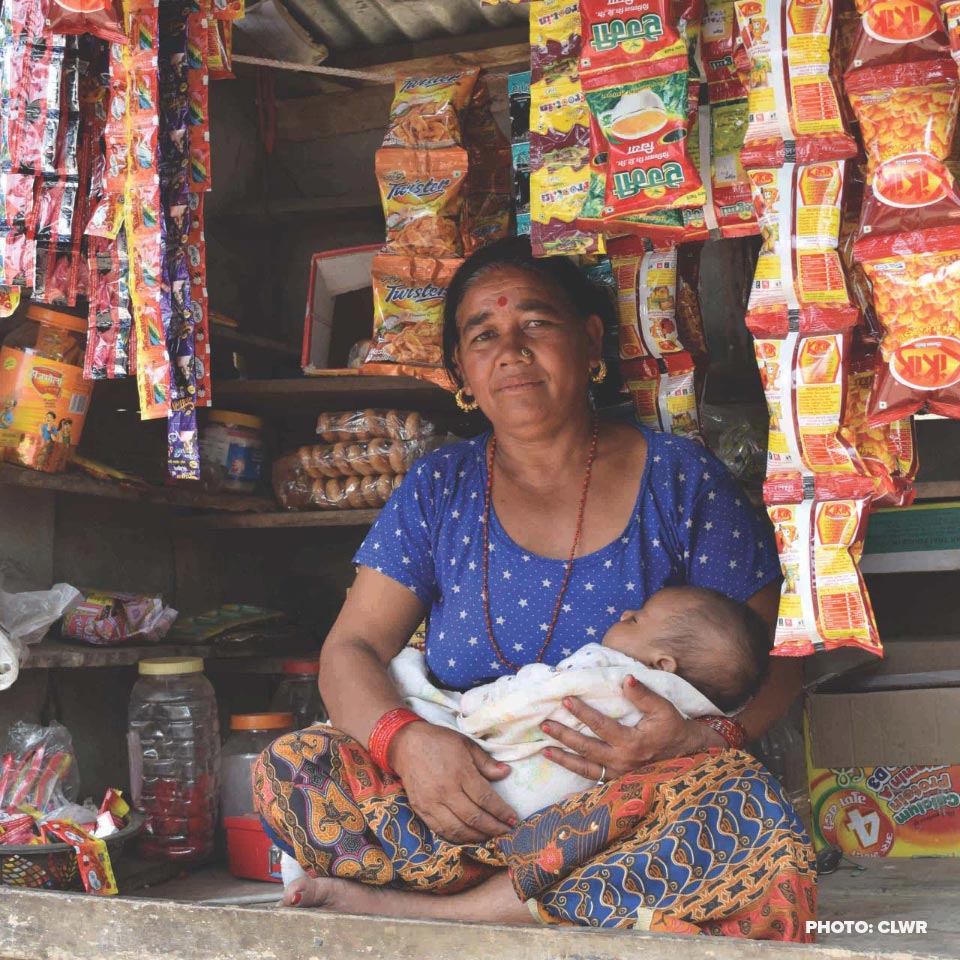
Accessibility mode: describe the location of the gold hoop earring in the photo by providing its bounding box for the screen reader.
[590,359,607,384]
[455,388,480,412]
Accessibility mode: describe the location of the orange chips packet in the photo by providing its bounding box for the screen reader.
[746,161,859,333]
[583,58,705,220]
[375,147,468,258]
[382,71,479,149]
[846,336,917,507]
[622,353,703,441]
[845,59,960,238]
[735,0,857,167]
[752,325,866,478]
[855,225,960,422]
[764,471,881,657]
[366,255,460,371]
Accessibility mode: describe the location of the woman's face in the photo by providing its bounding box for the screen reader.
[454,266,603,432]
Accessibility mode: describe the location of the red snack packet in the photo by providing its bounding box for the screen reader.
[848,0,948,71]
[764,471,881,657]
[46,0,126,43]
[622,353,703,441]
[44,820,118,895]
[578,0,687,76]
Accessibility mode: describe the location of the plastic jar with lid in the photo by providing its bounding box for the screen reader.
[269,659,327,730]
[220,713,294,820]
[0,305,93,473]
[128,658,220,862]
[198,410,264,494]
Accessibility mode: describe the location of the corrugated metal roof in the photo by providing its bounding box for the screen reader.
[281,0,527,53]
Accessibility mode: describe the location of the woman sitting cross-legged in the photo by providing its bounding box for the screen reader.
[252,236,816,939]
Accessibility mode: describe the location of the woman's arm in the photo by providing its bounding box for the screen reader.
[321,565,518,841]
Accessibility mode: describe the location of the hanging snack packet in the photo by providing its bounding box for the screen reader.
[382,71,479,150]
[364,255,460,384]
[375,147,468,258]
[856,225,960,422]
[941,0,960,63]
[848,0,948,71]
[735,0,856,168]
[846,336,917,507]
[702,0,748,87]
[529,74,591,169]
[622,354,702,441]
[578,0,687,76]
[676,241,709,370]
[838,165,879,335]
[764,471,880,657]
[845,59,960,239]
[530,161,602,256]
[46,0,125,43]
[529,0,581,84]
[584,58,705,220]
[746,161,859,333]
[751,322,865,477]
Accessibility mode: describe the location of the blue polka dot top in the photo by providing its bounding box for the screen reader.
[353,424,782,691]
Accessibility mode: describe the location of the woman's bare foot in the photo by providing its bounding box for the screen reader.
[282,871,535,925]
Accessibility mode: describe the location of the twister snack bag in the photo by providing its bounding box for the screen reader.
[747,161,859,333]
[376,147,467,258]
[765,471,880,657]
[845,59,960,239]
[735,0,856,167]
[584,58,705,220]
[382,71,479,150]
[578,0,687,76]
[622,354,702,441]
[857,226,960,422]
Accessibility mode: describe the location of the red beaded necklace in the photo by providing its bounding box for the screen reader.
[482,414,601,671]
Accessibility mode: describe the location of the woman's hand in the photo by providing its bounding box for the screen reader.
[542,676,727,781]
[389,721,519,844]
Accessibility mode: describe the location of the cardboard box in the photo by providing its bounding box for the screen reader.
[805,640,960,857]
[301,246,378,374]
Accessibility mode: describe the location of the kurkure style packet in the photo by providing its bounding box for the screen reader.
[765,471,881,658]
[845,59,960,239]
[584,57,706,220]
[578,0,688,76]
[846,335,917,507]
[848,0,949,71]
[622,353,703,441]
[856,225,960,423]
[751,320,867,479]
[365,254,461,382]
[746,160,859,333]
[734,0,857,168]
[45,0,125,43]
[382,70,479,150]
[375,147,468,258]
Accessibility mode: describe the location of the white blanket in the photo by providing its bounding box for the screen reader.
[388,643,719,820]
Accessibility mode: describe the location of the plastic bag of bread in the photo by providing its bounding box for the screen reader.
[272,452,406,511]
[315,409,436,443]
[292,437,425,480]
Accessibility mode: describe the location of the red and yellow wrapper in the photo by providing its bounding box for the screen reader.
[623,353,702,441]
[578,0,687,76]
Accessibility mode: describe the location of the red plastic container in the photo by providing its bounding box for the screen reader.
[224,815,282,882]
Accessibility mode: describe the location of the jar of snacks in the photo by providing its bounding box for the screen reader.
[269,659,326,729]
[0,305,93,473]
[128,658,220,862]
[220,713,294,820]
[198,410,265,494]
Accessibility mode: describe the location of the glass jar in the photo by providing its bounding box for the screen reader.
[198,410,264,494]
[0,305,93,473]
[220,713,294,820]
[269,658,326,729]
[128,658,220,862]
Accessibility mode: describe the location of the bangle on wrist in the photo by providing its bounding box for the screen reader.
[695,716,747,750]
[368,707,422,775]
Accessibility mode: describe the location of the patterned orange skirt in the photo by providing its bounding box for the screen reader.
[252,727,817,940]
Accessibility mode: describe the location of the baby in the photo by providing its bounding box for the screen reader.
[389,586,770,819]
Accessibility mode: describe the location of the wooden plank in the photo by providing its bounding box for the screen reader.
[0,882,936,960]
[190,507,380,529]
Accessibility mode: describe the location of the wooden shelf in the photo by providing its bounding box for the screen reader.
[192,507,380,529]
[211,374,457,415]
[211,327,300,358]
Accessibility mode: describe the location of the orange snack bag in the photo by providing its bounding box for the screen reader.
[382,71,479,150]
[735,0,857,167]
[375,147,468,258]
[845,59,960,238]
[940,0,960,63]
[856,225,960,422]
[752,324,866,479]
[366,255,460,372]
[764,471,881,657]
[746,161,859,333]
[622,354,702,441]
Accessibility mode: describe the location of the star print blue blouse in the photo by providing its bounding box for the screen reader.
[353,424,782,691]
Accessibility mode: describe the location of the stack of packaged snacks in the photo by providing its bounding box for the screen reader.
[272,409,436,511]
[367,70,510,387]
[509,71,531,236]
[610,235,706,441]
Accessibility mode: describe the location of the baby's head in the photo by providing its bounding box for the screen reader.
[602,586,770,713]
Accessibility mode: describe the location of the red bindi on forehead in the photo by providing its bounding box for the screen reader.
[496,296,508,307]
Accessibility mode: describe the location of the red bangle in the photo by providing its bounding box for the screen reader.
[368,708,422,775]
[695,716,747,750]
